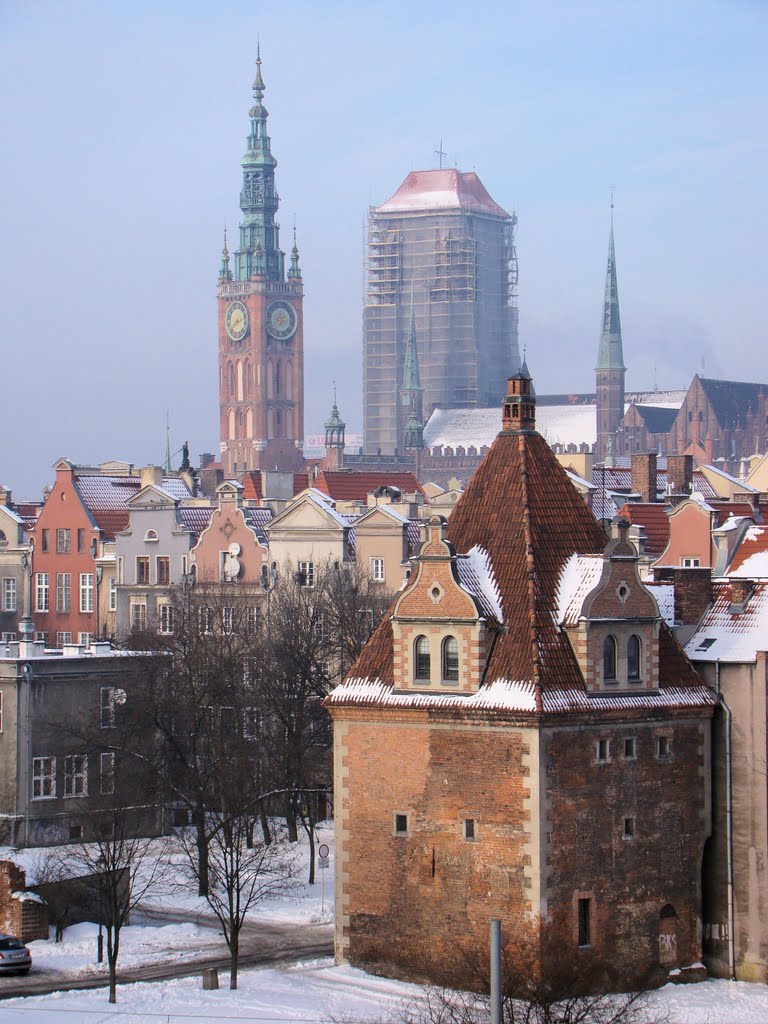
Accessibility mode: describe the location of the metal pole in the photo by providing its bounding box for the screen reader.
[490,919,502,1024]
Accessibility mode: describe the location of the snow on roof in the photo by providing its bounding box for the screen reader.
[704,464,757,490]
[645,582,675,626]
[686,582,768,663]
[728,525,768,578]
[556,554,604,626]
[328,677,714,714]
[456,545,503,623]
[423,404,597,451]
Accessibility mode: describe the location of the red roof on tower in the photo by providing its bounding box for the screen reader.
[377,169,510,219]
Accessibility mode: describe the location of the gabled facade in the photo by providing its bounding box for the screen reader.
[0,501,32,643]
[191,481,270,586]
[327,372,714,992]
[266,491,354,577]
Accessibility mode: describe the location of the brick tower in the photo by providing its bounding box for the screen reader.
[595,205,626,461]
[218,50,305,476]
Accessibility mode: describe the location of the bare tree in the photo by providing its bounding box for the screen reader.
[179,812,295,989]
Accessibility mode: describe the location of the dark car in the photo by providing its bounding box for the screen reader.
[0,935,31,975]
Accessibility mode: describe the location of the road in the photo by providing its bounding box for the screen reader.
[0,909,334,1000]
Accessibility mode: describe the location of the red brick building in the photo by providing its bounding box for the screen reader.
[326,370,715,992]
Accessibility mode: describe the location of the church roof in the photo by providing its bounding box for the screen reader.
[331,422,707,715]
[698,376,767,427]
[631,404,679,434]
[377,169,510,219]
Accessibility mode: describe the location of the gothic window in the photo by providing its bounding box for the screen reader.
[228,409,235,440]
[276,409,283,436]
[267,360,273,399]
[628,635,641,681]
[286,408,293,440]
[244,362,251,398]
[286,361,293,400]
[246,408,253,438]
[237,361,243,401]
[441,636,459,683]
[603,635,617,682]
[236,409,244,439]
[414,636,430,682]
[267,408,274,437]
[274,361,281,397]
[229,363,235,398]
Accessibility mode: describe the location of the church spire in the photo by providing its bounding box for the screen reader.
[219,225,232,281]
[234,48,284,282]
[401,287,422,394]
[288,225,302,280]
[596,205,625,372]
[401,288,424,451]
[595,197,627,461]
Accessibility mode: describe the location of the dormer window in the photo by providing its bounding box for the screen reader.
[603,635,617,683]
[414,636,430,683]
[627,635,641,681]
[442,636,459,684]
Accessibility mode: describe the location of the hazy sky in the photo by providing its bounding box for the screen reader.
[1,0,765,498]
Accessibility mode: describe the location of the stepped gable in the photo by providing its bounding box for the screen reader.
[446,429,608,695]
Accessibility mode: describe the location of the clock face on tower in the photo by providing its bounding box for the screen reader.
[265,299,298,341]
[225,301,249,342]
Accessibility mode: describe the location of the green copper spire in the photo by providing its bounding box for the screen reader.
[288,226,301,280]
[595,208,625,371]
[234,46,285,282]
[401,287,422,393]
[324,384,346,449]
[219,225,232,281]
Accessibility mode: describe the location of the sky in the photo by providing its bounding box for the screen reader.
[0,0,766,498]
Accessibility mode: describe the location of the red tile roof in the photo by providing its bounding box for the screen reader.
[241,472,308,502]
[335,428,706,713]
[616,503,671,559]
[313,471,424,503]
[727,525,768,576]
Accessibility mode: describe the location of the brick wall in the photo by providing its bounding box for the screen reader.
[0,860,48,942]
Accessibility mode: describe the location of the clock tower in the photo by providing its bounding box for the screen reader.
[218,49,305,476]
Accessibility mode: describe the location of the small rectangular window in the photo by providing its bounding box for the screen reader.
[657,735,671,758]
[464,818,476,841]
[623,817,635,839]
[596,739,610,762]
[109,577,117,611]
[159,604,174,635]
[56,528,71,554]
[578,898,591,947]
[2,578,16,612]
[56,631,72,647]
[79,573,94,612]
[100,687,116,729]
[69,824,83,840]
[100,752,115,795]
[222,607,235,634]
[136,557,150,584]
[35,573,50,612]
[131,601,147,631]
[156,557,170,585]
[623,737,636,759]
[394,813,409,835]
[41,529,49,553]
[78,632,92,646]
[77,528,86,553]
[298,561,315,588]
[370,557,385,582]
[64,754,88,797]
[681,557,701,568]
[56,572,71,613]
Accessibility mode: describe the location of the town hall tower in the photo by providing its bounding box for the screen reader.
[218,51,305,476]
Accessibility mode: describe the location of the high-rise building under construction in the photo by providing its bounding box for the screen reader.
[363,168,520,454]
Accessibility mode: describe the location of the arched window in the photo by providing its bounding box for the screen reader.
[229,363,235,398]
[442,636,459,683]
[414,636,430,682]
[236,361,243,401]
[274,361,281,397]
[628,635,641,680]
[144,529,158,543]
[228,409,235,440]
[603,635,617,681]
[244,361,251,398]
[245,408,253,438]
[0,530,7,547]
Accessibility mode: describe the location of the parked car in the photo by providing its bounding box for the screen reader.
[0,935,31,975]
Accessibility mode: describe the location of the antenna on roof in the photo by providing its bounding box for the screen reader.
[164,411,171,473]
[434,139,446,169]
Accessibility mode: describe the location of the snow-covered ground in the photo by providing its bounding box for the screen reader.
[2,823,768,1022]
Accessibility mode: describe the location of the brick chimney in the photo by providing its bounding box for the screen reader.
[656,566,712,625]
[667,455,693,505]
[631,453,658,503]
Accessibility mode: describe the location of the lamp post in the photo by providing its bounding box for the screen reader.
[18,551,34,644]
[96,853,105,964]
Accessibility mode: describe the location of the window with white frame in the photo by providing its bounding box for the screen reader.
[2,578,16,612]
[35,631,48,645]
[130,601,147,631]
[1,632,16,643]
[144,529,158,543]
[370,557,385,582]
[56,631,72,647]
[100,752,115,794]
[159,604,174,635]
[56,528,71,554]
[78,632,92,646]
[109,577,117,611]
[79,573,94,613]
[63,754,88,797]
[35,573,49,612]
[199,606,213,635]
[32,756,56,799]
[100,687,116,728]
[222,607,235,634]
[681,557,701,568]
[246,606,261,634]
[56,572,71,613]
[298,561,315,588]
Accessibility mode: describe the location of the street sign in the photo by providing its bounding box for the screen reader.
[318,856,329,869]
[318,843,329,858]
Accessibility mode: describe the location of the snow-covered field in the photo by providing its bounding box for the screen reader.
[2,823,768,1022]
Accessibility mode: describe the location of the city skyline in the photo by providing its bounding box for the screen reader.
[1,0,765,496]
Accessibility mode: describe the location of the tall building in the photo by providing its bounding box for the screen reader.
[218,51,305,477]
[595,209,626,461]
[363,168,520,455]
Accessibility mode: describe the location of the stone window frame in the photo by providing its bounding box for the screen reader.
[627,635,642,682]
[414,635,431,683]
[441,635,460,685]
[602,635,617,683]
[136,556,151,585]
[463,817,477,842]
[393,812,410,837]
[656,734,672,759]
[622,736,637,760]
[595,738,611,764]
[156,556,171,585]
[575,892,593,948]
